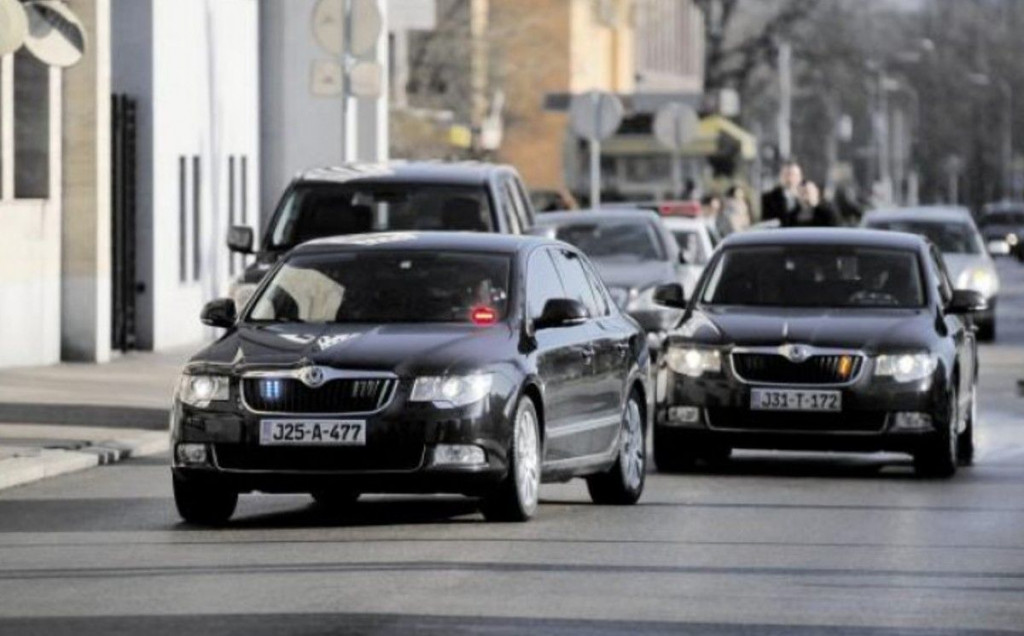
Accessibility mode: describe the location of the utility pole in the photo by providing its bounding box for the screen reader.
[777,40,792,161]
[469,0,489,156]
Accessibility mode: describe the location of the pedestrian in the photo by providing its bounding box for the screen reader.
[723,185,752,232]
[760,159,840,227]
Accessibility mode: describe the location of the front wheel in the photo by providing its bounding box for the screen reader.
[914,389,959,478]
[481,397,541,522]
[173,476,238,525]
[587,392,646,505]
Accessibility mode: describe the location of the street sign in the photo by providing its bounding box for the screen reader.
[653,102,699,152]
[569,90,624,142]
[21,0,86,67]
[349,0,382,59]
[568,91,623,209]
[312,0,345,55]
[0,0,27,56]
[311,59,343,97]
[349,60,383,98]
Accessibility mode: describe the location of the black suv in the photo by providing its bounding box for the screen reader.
[227,162,537,306]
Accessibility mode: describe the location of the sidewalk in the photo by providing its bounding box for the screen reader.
[0,345,199,491]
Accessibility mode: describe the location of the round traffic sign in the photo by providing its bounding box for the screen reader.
[313,0,345,56]
[569,91,624,141]
[0,0,28,56]
[21,0,86,67]
[349,0,382,59]
[653,102,699,152]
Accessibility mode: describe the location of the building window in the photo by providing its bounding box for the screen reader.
[192,156,201,281]
[178,157,188,282]
[14,51,49,199]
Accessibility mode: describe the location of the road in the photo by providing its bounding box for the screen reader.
[1,263,1023,636]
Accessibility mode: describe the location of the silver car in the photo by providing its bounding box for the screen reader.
[863,206,999,340]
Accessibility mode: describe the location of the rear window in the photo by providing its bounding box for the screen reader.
[552,220,667,261]
[866,220,984,255]
[248,251,511,324]
[268,183,493,250]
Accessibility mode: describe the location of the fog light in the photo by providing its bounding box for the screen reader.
[891,412,933,432]
[175,443,209,465]
[667,406,701,425]
[432,444,486,466]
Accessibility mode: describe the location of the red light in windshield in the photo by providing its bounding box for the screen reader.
[470,305,498,326]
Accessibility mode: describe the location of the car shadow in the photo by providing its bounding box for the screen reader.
[658,451,926,480]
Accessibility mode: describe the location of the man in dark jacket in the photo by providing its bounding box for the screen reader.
[761,160,840,227]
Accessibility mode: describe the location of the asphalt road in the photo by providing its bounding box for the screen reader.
[1,263,1023,636]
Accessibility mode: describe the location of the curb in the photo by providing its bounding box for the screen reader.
[0,431,169,492]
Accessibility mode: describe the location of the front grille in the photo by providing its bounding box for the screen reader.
[732,353,863,385]
[214,444,424,472]
[242,377,396,414]
[707,408,887,433]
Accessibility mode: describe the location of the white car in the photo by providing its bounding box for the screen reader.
[863,206,999,341]
[661,215,716,298]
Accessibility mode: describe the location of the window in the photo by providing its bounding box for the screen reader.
[14,51,49,198]
[554,219,667,261]
[526,249,566,320]
[929,247,953,304]
[580,258,611,317]
[551,249,601,317]
[499,182,521,234]
[504,180,530,233]
[512,179,536,228]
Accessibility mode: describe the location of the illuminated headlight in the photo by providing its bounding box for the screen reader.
[626,286,658,312]
[956,267,999,298]
[874,353,938,383]
[410,374,493,407]
[1008,233,1020,247]
[665,347,721,377]
[177,374,230,407]
[230,282,259,312]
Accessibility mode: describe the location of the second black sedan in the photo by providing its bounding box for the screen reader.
[171,232,650,524]
[654,229,984,478]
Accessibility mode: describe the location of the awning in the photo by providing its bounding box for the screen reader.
[600,115,757,161]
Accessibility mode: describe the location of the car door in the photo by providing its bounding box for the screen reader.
[580,255,632,422]
[546,248,620,461]
[526,248,594,463]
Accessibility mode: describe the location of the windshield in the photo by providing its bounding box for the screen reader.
[672,229,707,264]
[553,220,666,261]
[867,221,984,255]
[248,251,511,324]
[702,247,925,308]
[268,184,493,250]
[981,210,1024,225]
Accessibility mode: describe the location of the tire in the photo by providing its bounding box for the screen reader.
[587,391,646,505]
[653,427,698,473]
[914,388,959,478]
[481,397,541,522]
[957,385,976,466]
[173,476,238,525]
[311,490,361,508]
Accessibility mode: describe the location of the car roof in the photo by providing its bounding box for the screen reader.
[295,161,514,187]
[291,231,554,256]
[534,209,663,225]
[721,228,927,251]
[864,206,973,224]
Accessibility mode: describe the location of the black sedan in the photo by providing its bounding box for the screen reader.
[653,229,984,478]
[172,232,650,524]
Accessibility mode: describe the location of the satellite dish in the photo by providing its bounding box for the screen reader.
[22,0,86,67]
[0,0,28,56]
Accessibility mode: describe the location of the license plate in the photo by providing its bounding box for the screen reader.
[259,419,366,446]
[750,388,841,412]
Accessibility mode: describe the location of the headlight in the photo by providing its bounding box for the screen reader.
[1008,233,1019,247]
[874,353,938,383]
[665,347,721,378]
[177,374,230,407]
[626,286,658,312]
[956,267,998,298]
[410,374,493,407]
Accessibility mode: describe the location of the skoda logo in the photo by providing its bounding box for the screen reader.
[781,344,811,364]
[299,366,327,388]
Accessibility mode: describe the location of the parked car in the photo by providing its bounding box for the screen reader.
[654,228,983,478]
[533,210,689,353]
[863,207,999,340]
[172,232,650,525]
[978,202,1024,260]
[226,162,538,308]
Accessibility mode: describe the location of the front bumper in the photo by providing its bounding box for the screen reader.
[655,356,949,454]
[170,383,514,496]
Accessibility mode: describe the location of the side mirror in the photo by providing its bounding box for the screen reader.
[227,225,254,254]
[653,283,687,309]
[201,298,238,328]
[535,298,588,330]
[947,289,988,315]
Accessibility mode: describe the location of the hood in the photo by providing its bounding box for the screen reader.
[192,322,516,376]
[673,306,935,353]
[592,259,678,291]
